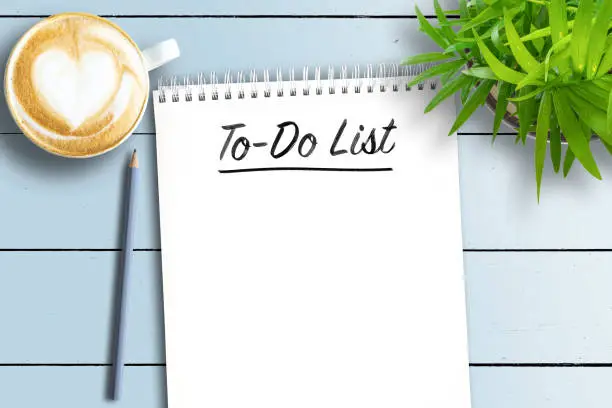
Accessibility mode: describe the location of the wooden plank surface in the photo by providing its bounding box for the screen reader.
[0,134,160,248]
[0,0,457,16]
[2,251,612,364]
[466,252,612,363]
[0,2,610,408]
[0,367,167,407]
[0,253,164,363]
[470,367,612,407]
[1,367,612,407]
[459,135,612,249]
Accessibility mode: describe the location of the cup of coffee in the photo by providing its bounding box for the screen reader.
[4,12,179,158]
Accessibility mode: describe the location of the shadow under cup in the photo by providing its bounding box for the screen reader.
[4,12,153,158]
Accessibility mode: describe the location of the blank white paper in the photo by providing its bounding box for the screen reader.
[154,74,471,408]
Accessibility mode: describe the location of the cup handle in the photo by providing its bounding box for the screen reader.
[141,39,180,71]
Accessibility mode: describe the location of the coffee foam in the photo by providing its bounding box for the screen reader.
[5,14,148,157]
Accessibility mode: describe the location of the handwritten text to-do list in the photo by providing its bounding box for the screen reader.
[219,118,397,173]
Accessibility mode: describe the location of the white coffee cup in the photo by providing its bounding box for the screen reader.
[4,12,180,158]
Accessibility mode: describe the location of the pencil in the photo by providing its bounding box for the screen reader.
[109,149,139,400]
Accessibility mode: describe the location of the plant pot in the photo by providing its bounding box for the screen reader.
[485,84,520,133]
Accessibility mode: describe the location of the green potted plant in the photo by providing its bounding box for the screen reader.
[404,0,612,199]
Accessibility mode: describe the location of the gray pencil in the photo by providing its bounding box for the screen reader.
[109,150,139,400]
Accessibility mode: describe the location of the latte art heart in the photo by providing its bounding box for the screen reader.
[5,13,149,157]
[33,50,120,129]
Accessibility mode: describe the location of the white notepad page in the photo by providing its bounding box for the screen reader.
[154,68,471,408]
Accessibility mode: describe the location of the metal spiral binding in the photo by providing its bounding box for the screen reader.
[157,63,438,103]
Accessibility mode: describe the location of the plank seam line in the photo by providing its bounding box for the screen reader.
[1,363,610,368]
[0,132,513,136]
[465,248,612,252]
[471,363,612,367]
[0,14,459,19]
[0,248,609,252]
[0,363,165,367]
[0,249,161,252]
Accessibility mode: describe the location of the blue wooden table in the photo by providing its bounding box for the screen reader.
[2,1,612,407]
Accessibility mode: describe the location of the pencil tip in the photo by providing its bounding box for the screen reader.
[129,150,138,168]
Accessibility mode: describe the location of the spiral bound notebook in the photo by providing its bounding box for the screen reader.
[153,64,471,408]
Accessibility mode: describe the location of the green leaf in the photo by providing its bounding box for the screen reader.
[459,0,469,18]
[508,86,547,102]
[519,26,552,43]
[477,22,499,41]
[406,59,465,87]
[549,0,568,45]
[582,121,593,141]
[593,76,612,91]
[542,35,572,82]
[531,29,546,54]
[440,68,458,85]
[563,88,610,142]
[521,1,533,33]
[570,0,595,74]
[425,74,472,113]
[586,0,612,78]
[462,66,498,79]
[415,6,448,49]
[607,87,612,136]
[444,42,474,54]
[401,53,453,66]
[459,7,503,33]
[535,91,551,201]
[434,0,457,41]
[552,90,601,179]
[534,2,548,28]
[460,77,476,104]
[454,37,478,43]
[441,59,467,85]
[518,86,537,144]
[602,140,612,156]
[448,18,472,27]
[449,80,496,135]
[476,32,527,84]
[550,108,562,173]
[595,36,612,77]
[464,27,481,59]
[493,81,513,139]
[520,2,539,56]
[570,82,610,111]
[516,37,570,90]
[518,20,575,44]
[516,77,544,91]
[516,70,549,90]
[504,9,540,72]
[563,145,575,177]
[569,122,594,177]
[491,21,510,54]
[514,133,522,144]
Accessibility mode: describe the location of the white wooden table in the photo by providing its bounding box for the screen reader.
[1,1,611,406]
